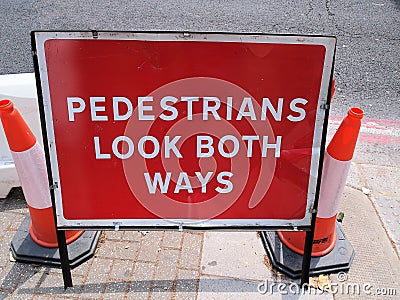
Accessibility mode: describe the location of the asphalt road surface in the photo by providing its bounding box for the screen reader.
[0,0,399,120]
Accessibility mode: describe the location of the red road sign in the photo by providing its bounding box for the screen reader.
[33,32,336,229]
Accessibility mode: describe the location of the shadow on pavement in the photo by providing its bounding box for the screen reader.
[0,187,27,213]
[0,262,42,296]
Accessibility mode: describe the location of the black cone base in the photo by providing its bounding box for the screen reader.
[260,222,355,279]
[10,215,101,268]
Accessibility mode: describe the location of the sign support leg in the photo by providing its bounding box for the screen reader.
[300,78,332,286]
[300,194,318,285]
[56,230,73,289]
[300,229,315,285]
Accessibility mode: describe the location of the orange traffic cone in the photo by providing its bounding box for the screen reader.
[330,77,336,100]
[0,99,83,247]
[278,107,364,256]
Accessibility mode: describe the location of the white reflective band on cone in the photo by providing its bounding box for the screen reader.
[11,142,52,209]
[317,152,351,218]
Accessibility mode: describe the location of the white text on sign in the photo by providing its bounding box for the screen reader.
[65,95,308,195]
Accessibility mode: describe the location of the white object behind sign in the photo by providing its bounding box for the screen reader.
[0,73,43,198]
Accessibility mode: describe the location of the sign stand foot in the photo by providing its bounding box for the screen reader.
[10,216,101,269]
[260,222,355,279]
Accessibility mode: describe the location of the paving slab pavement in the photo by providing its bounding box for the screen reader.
[0,191,203,299]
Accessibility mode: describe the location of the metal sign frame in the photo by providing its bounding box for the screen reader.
[32,30,335,289]
[32,31,335,231]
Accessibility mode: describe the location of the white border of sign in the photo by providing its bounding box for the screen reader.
[33,31,335,229]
